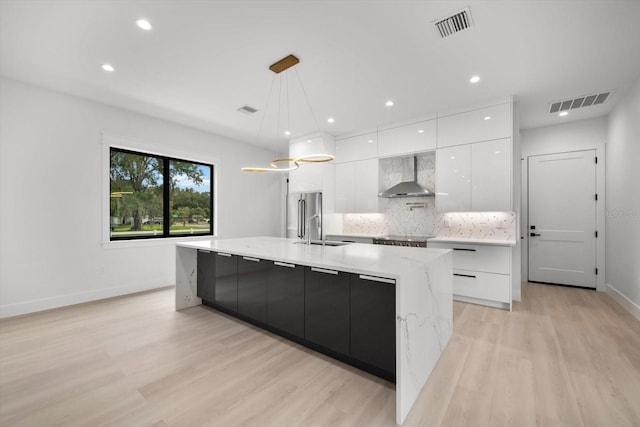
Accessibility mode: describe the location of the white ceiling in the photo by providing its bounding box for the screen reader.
[2,0,640,153]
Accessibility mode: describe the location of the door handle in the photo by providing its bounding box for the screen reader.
[311,267,338,275]
[301,200,306,238]
[359,275,395,284]
[297,200,303,238]
[274,261,296,269]
[530,233,541,237]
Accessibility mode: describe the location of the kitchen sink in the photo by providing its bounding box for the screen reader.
[293,240,351,247]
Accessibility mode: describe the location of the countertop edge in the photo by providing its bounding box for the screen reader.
[177,237,451,280]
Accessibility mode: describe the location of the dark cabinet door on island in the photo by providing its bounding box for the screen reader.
[267,261,305,338]
[214,252,238,312]
[350,274,396,378]
[196,250,216,302]
[305,267,350,356]
[237,256,268,323]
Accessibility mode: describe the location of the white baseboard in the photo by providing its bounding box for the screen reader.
[606,283,640,321]
[0,281,173,319]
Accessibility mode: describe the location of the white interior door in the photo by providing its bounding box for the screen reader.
[528,150,597,288]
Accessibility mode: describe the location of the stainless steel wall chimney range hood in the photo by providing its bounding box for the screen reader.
[378,156,434,198]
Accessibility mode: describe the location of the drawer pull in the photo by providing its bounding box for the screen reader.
[359,275,395,284]
[198,249,211,254]
[217,252,233,257]
[274,261,296,268]
[311,267,338,275]
[453,248,477,252]
[243,257,260,262]
[454,273,477,279]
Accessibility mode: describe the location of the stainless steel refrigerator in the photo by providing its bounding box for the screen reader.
[287,192,323,241]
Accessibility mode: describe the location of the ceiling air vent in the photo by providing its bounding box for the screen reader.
[549,91,613,114]
[237,105,258,115]
[434,7,473,38]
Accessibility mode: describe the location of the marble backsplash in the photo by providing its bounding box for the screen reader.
[342,211,517,240]
[339,151,517,240]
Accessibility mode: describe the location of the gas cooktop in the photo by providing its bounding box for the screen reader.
[372,235,434,247]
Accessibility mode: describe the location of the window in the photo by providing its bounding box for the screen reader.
[109,147,213,240]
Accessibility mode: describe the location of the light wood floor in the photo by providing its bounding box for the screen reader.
[1,283,639,426]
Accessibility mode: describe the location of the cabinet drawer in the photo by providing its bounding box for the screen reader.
[453,271,510,303]
[428,242,510,274]
[452,271,486,299]
[485,273,511,303]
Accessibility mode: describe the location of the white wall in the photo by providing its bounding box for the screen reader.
[0,77,281,317]
[520,116,607,290]
[606,76,640,314]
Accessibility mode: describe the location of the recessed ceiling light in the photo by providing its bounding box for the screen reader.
[284,130,291,136]
[559,111,569,117]
[385,100,394,107]
[101,63,115,72]
[469,75,480,83]
[136,19,152,30]
[417,129,424,133]
[327,117,335,123]
[484,116,492,121]
[367,139,373,143]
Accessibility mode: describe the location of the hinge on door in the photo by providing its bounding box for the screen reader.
[595,231,598,238]
[595,193,598,201]
[595,268,598,275]
[595,156,598,164]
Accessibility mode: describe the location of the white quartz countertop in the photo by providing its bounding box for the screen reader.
[428,236,517,246]
[178,236,449,279]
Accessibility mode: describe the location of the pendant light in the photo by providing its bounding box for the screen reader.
[242,54,334,172]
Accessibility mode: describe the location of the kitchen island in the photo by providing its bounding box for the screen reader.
[175,237,452,425]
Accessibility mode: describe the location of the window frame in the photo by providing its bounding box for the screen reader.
[102,134,217,246]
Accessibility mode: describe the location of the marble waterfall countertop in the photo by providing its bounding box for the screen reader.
[175,237,453,425]
[177,236,449,280]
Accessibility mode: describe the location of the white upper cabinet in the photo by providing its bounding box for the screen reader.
[288,133,334,193]
[378,119,436,158]
[437,103,511,148]
[436,145,471,212]
[335,158,380,213]
[355,159,380,212]
[334,132,377,163]
[471,138,511,211]
[436,138,512,212]
[334,162,355,212]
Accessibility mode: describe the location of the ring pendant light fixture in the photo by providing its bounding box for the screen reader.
[242,54,334,172]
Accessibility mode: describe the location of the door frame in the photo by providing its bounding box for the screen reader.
[521,147,605,291]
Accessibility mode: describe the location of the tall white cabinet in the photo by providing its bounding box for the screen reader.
[436,145,471,212]
[471,138,511,211]
[334,159,380,213]
[436,101,513,212]
[333,132,381,214]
